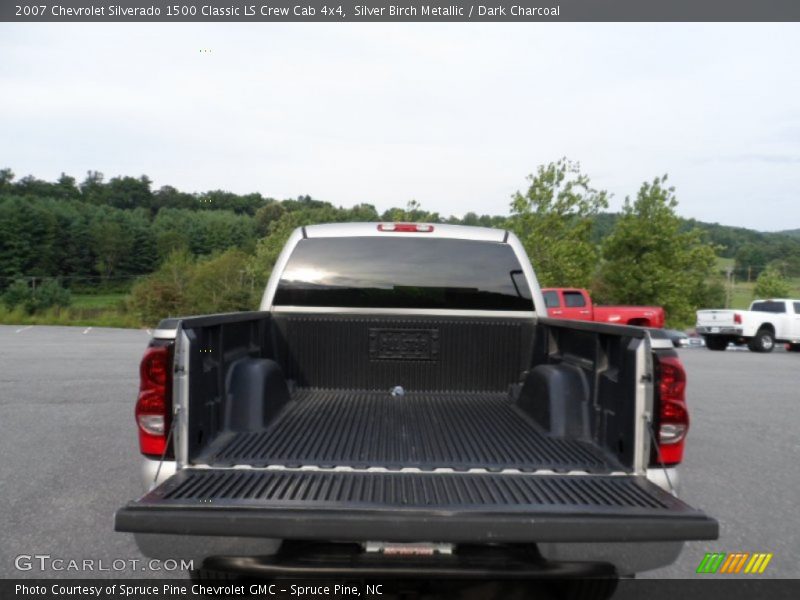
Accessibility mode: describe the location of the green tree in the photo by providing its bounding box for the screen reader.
[597,175,719,327]
[198,190,267,215]
[2,278,70,314]
[734,243,767,280]
[28,279,71,312]
[152,208,256,256]
[128,250,196,323]
[381,200,441,223]
[155,230,191,259]
[0,168,13,190]
[0,196,61,281]
[254,201,286,236]
[753,265,790,299]
[152,185,197,212]
[509,159,608,287]
[344,203,380,222]
[90,216,134,280]
[116,208,158,277]
[80,171,107,204]
[128,250,256,323]
[105,175,153,210]
[2,279,30,310]
[281,195,329,212]
[186,250,256,314]
[55,173,80,200]
[14,175,58,197]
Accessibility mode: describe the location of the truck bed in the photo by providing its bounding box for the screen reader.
[197,389,621,473]
[117,312,718,546]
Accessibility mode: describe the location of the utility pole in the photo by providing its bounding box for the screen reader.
[725,267,734,308]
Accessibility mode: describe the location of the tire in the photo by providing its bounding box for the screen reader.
[747,329,775,353]
[705,336,728,351]
[551,578,619,600]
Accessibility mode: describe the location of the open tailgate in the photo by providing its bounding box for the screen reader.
[116,469,717,543]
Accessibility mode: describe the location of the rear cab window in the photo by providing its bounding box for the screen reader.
[751,301,787,314]
[563,291,587,308]
[274,237,534,311]
[543,291,560,308]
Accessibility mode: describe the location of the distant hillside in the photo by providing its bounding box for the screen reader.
[593,213,783,255]
[592,213,800,278]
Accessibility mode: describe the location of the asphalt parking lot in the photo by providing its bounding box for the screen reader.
[1,325,798,580]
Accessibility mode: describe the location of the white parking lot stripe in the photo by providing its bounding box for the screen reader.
[15,326,33,333]
[83,327,92,334]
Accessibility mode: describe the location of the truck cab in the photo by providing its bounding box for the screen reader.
[542,288,593,320]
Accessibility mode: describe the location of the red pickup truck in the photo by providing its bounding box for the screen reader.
[542,288,665,328]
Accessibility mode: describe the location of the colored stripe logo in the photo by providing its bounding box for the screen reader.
[696,552,773,574]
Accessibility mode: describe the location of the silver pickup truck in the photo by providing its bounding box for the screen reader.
[116,222,717,584]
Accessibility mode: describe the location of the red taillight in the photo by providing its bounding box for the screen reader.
[135,344,173,458]
[377,223,434,233]
[652,354,689,466]
[733,313,742,324]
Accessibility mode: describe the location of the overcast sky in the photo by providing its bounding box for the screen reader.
[1,23,799,231]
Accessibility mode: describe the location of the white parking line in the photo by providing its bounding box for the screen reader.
[15,326,33,333]
[146,329,152,335]
[83,327,92,335]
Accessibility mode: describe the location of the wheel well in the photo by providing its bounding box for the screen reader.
[626,318,650,327]
[758,323,775,335]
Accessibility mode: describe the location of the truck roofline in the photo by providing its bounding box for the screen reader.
[259,223,547,313]
[304,222,508,242]
[271,306,536,318]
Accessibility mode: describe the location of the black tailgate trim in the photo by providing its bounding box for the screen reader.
[116,469,718,543]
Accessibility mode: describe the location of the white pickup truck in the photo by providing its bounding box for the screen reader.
[696,299,800,352]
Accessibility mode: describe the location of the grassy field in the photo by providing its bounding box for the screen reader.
[715,257,800,309]
[0,292,142,328]
[729,280,800,309]
[0,306,142,328]
[71,293,128,310]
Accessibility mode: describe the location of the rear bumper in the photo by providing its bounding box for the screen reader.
[537,540,684,575]
[132,533,684,577]
[201,541,619,579]
[696,326,743,336]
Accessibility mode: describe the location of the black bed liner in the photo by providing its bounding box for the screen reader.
[115,469,718,542]
[198,389,620,473]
